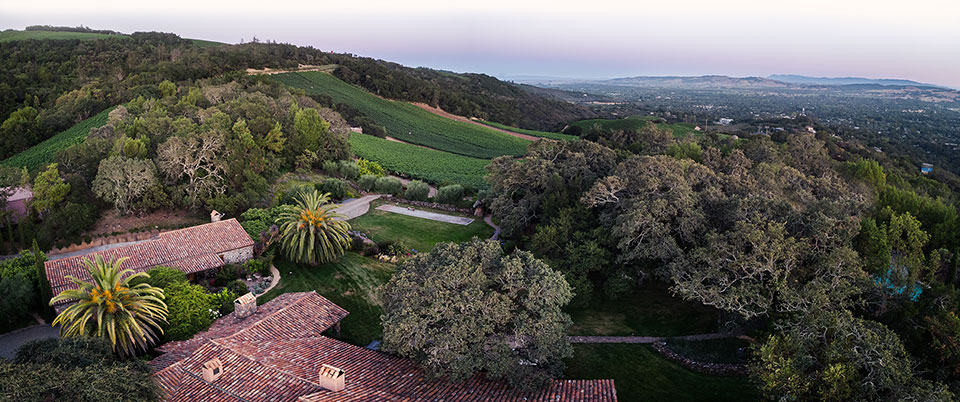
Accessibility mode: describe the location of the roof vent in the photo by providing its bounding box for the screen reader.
[202,358,224,382]
[234,293,257,318]
[318,364,345,392]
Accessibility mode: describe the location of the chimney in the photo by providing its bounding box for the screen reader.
[210,210,224,222]
[234,293,257,318]
[318,364,345,392]
[202,358,224,382]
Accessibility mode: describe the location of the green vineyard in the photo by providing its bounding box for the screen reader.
[1,107,115,172]
[348,133,489,189]
[477,120,578,141]
[274,71,530,159]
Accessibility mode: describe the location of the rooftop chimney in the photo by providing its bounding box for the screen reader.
[318,364,345,392]
[210,210,224,222]
[202,358,224,382]
[234,293,257,318]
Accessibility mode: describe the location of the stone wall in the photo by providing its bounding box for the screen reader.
[379,196,473,214]
[219,246,254,265]
[651,342,749,377]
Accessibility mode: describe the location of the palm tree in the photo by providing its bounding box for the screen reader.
[277,189,351,264]
[50,255,167,357]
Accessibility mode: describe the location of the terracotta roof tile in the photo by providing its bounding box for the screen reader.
[152,291,617,402]
[45,219,254,311]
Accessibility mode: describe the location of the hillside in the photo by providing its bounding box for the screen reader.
[348,133,489,188]
[274,71,531,159]
[1,107,114,171]
[0,30,127,42]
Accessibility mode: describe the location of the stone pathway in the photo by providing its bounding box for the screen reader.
[567,332,743,344]
[255,265,281,299]
[376,205,474,225]
[484,215,501,240]
[0,324,59,359]
[333,195,382,220]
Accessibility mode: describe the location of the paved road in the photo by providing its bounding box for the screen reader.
[0,324,59,359]
[333,195,382,220]
[567,332,744,344]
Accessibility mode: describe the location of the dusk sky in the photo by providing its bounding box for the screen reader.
[3,0,959,87]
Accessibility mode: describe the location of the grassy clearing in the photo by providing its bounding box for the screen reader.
[666,338,753,365]
[1,107,114,172]
[259,253,395,346]
[477,120,578,141]
[348,133,489,188]
[274,71,530,159]
[566,344,759,401]
[566,281,720,336]
[0,30,128,42]
[350,200,493,253]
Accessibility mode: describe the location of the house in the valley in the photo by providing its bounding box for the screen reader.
[150,291,618,401]
[44,218,254,313]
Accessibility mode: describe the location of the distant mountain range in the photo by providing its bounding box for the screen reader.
[768,74,943,88]
[514,74,949,90]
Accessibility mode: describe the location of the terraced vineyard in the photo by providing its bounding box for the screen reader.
[1,107,114,171]
[274,71,530,159]
[478,120,578,141]
[349,133,489,188]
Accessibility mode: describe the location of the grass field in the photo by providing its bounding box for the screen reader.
[477,120,578,141]
[1,107,114,172]
[350,200,494,253]
[566,281,720,336]
[571,115,700,139]
[0,30,128,42]
[259,253,395,347]
[566,344,759,401]
[349,133,490,188]
[274,71,530,159]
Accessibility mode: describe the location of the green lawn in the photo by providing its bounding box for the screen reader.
[0,30,128,42]
[349,201,494,253]
[566,281,720,336]
[348,133,490,189]
[477,120,578,141]
[273,71,530,159]
[666,338,752,365]
[1,107,115,172]
[566,344,759,401]
[259,253,394,347]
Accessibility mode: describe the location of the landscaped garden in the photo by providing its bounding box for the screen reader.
[349,200,493,253]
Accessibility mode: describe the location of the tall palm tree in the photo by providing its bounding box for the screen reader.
[277,189,351,264]
[50,255,167,357]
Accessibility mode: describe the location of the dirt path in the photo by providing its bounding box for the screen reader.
[484,215,501,240]
[567,332,745,344]
[255,265,281,299]
[409,102,540,141]
[246,64,337,75]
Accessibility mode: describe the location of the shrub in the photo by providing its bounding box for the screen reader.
[215,264,245,286]
[338,160,360,180]
[211,288,239,316]
[244,259,269,276]
[164,280,217,341]
[134,266,187,289]
[279,184,315,206]
[375,177,403,195]
[404,180,430,201]
[322,160,339,175]
[350,235,366,251]
[357,158,385,177]
[227,279,249,296]
[0,275,36,330]
[14,336,113,369]
[240,206,284,240]
[434,184,465,204]
[316,178,349,200]
[358,174,378,191]
[385,240,410,256]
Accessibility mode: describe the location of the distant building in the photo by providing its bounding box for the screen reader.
[921,163,934,174]
[805,125,817,134]
[1,186,32,223]
[716,118,734,125]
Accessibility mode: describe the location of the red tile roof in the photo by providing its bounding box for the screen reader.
[152,292,617,402]
[45,219,254,311]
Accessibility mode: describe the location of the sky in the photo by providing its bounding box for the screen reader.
[3,0,960,88]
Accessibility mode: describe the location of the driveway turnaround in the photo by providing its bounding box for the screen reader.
[0,324,59,359]
[376,205,475,225]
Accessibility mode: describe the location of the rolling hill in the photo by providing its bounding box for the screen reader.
[274,71,531,159]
